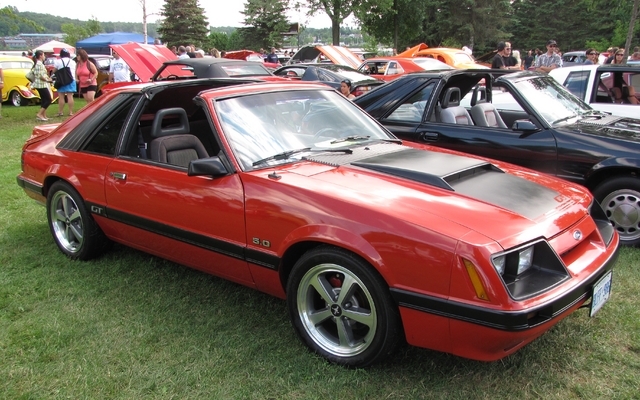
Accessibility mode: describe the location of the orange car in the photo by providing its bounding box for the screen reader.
[399,44,486,69]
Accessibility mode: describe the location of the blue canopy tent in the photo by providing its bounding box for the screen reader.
[76,32,155,55]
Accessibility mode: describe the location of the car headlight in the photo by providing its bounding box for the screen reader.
[517,246,534,274]
[491,240,570,300]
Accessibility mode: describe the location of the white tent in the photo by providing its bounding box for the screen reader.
[34,40,75,53]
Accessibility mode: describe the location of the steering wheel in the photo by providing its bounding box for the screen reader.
[166,74,179,80]
[314,128,340,139]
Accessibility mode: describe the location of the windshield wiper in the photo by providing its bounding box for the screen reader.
[252,147,312,167]
[553,115,580,125]
[330,135,370,144]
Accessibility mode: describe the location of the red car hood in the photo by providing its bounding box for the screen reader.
[280,146,590,250]
[110,43,178,82]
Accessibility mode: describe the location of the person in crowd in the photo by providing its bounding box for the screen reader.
[211,48,220,58]
[340,79,355,99]
[535,40,562,72]
[171,46,177,55]
[0,63,4,118]
[491,42,508,69]
[75,48,98,104]
[220,50,227,58]
[178,46,189,59]
[605,47,618,64]
[32,50,53,121]
[266,47,279,63]
[631,51,640,61]
[53,48,76,117]
[523,50,534,70]
[186,45,197,58]
[109,51,130,83]
[611,48,626,64]
[492,42,519,70]
[584,48,597,65]
[512,49,522,69]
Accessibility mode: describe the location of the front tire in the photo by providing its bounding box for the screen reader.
[46,181,111,260]
[593,176,640,246]
[287,246,402,367]
[10,90,28,107]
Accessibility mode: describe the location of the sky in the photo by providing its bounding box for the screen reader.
[3,0,351,29]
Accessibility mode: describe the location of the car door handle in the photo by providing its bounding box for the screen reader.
[419,131,439,142]
[110,172,127,180]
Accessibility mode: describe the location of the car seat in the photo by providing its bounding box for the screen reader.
[149,107,209,168]
[470,103,507,128]
[439,87,473,125]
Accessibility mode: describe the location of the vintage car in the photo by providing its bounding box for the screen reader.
[398,44,487,69]
[0,55,44,106]
[549,64,640,118]
[287,45,362,69]
[16,78,617,367]
[561,51,588,67]
[272,63,383,96]
[358,57,453,81]
[354,69,640,245]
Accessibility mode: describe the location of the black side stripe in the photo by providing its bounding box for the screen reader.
[86,201,280,270]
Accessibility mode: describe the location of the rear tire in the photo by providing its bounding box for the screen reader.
[287,245,402,367]
[46,181,111,260]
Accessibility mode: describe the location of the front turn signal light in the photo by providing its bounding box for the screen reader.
[463,259,490,301]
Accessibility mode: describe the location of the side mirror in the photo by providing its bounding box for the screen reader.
[512,120,538,132]
[188,157,229,177]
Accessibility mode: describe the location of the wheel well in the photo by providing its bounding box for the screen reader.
[42,176,65,198]
[586,167,639,193]
[278,241,391,297]
[279,241,322,293]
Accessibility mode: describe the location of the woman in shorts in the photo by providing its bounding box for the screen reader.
[75,48,98,104]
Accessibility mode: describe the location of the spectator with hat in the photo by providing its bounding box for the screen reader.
[535,40,563,73]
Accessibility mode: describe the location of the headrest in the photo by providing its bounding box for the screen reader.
[442,87,461,108]
[151,108,190,138]
[470,85,487,106]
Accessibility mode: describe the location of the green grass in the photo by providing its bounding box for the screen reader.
[1,101,639,399]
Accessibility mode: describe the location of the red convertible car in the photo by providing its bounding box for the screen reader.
[17,78,617,367]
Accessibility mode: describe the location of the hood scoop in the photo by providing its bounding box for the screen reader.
[351,148,501,191]
[351,148,562,220]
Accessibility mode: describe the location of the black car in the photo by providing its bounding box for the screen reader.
[273,64,383,96]
[354,69,640,245]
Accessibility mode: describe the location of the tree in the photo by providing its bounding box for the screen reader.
[61,17,101,47]
[301,0,393,45]
[157,0,209,49]
[0,5,43,35]
[241,0,291,50]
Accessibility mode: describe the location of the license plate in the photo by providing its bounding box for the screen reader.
[590,271,612,317]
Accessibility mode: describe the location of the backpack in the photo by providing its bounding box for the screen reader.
[54,59,74,89]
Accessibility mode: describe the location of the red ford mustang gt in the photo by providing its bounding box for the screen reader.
[17,78,618,367]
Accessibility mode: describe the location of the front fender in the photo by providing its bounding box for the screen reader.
[14,84,40,99]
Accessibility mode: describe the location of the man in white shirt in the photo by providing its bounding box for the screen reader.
[109,51,131,83]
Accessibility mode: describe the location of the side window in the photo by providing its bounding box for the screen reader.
[385,83,435,123]
[563,71,590,100]
[83,102,133,156]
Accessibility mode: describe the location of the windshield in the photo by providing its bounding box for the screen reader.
[511,76,592,125]
[216,90,396,171]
